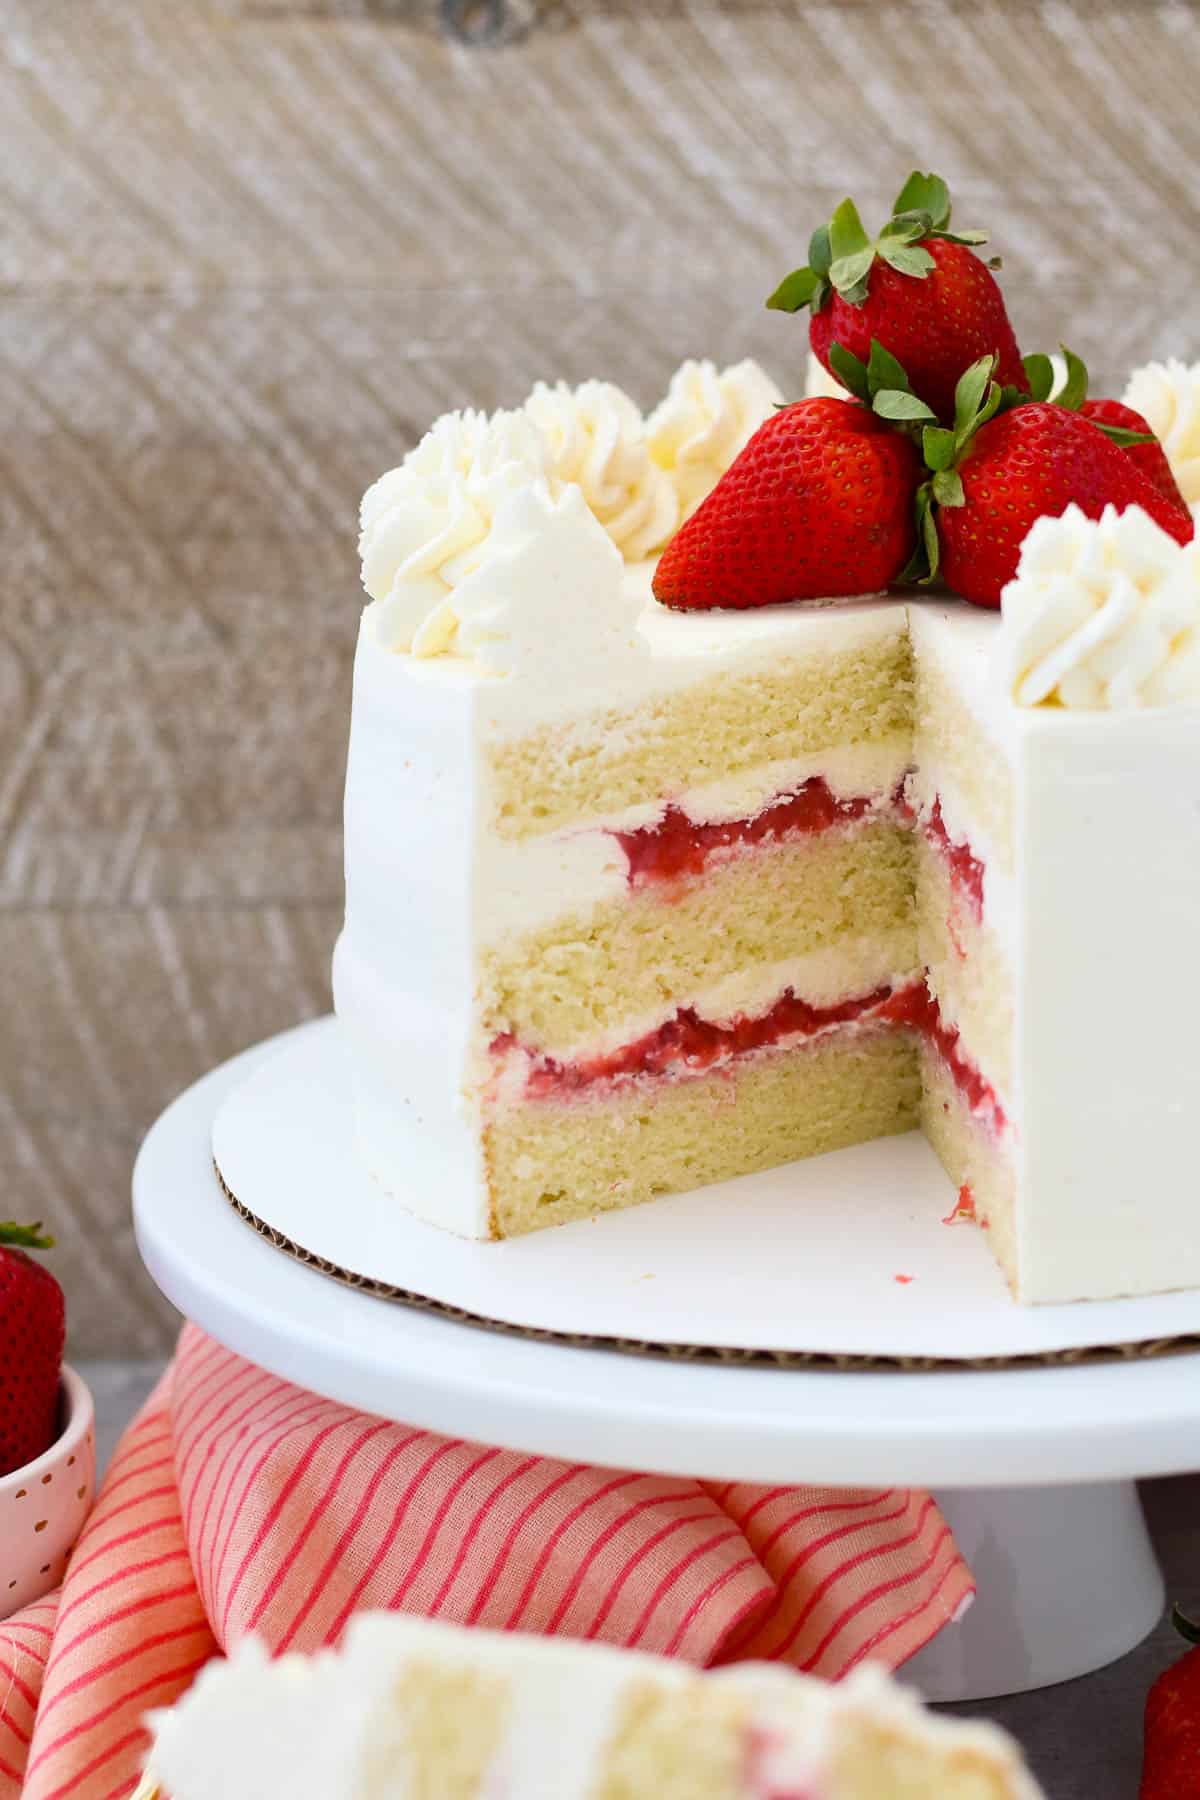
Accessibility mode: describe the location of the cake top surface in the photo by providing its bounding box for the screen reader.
[357,353,1199,728]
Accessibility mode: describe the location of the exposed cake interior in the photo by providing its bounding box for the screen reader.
[461,597,1017,1268]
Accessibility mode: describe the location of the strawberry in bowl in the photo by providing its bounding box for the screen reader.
[0,1223,93,1619]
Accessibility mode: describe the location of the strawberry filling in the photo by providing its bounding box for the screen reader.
[922,798,985,923]
[615,777,900,887]
[494,978,1007,1135]
[881,981,1008,1134]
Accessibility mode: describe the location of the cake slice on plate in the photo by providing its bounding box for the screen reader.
[135,1613,1044,1799]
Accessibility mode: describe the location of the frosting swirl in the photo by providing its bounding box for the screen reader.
[1123,358,1200,507]
[525,379,678,561]
[359,408,550,659]
[1002,504,1200,709]
[646,358,783,518]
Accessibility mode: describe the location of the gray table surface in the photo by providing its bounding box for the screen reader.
[81,1361,1193,1800]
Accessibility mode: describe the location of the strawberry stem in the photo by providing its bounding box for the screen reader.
[0,1221,55,1251]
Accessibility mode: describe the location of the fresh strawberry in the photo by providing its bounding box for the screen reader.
[0,1223,66,1478]
[1081,397,1190,518]
[651,397,922,612]
[768,172,1026,425]
[903,356,1195,608]
[1140,1607,1200,1798]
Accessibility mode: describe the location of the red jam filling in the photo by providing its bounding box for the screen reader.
[942,1183,977,1226]
[513,983,908,1100]
[615,777,895,888]
[923,799,985,924]
[495,978,1007,1135]
[879,982,1007,1133]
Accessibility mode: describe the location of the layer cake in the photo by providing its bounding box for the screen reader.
[334,363,1200,1306]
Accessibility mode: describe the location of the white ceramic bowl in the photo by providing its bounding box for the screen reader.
[0,1366,96,1619]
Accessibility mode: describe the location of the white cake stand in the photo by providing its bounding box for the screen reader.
[132,1025,1200,1704]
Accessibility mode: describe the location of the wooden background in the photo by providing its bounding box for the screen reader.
[3,0,1198,1356]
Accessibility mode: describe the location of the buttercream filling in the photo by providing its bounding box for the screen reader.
[614,776,904,887]
[491,977,1007,1137]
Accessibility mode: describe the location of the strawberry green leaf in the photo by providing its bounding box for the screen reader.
[829,246,875,295]
[873,389,938,423]
[0,1220,55,1250]
[974,381,1004,432]
[808,225,832,279]
[898,542,928,584]
[930,228,990,247]
[921,498,941,580]
[1023,353,1056,403]
[765,267,820,312]
[828,341,871,403]
[867,339,912,396]
[899,483,939,584]
[838,276,870,306]
[953,355,998,439]
[879,211,931,245]
[1056,345,1089,412]
[1093,423,1156,448]
[828,197,871,263]
[932,467,966,507]
[878,242,936,279]
[922,425,958,471]
[892,171,952,231]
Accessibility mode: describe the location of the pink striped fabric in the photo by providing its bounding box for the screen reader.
[3,1325,972,1799]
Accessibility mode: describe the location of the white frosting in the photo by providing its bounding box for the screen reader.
[645,358,783,517]
[525,378,679,560]
[1009,694,1200,1300]
[360,409,554,661]
[1123,356,1200,505]
[141,1614,1042,1800]
[1001,504,1200,709]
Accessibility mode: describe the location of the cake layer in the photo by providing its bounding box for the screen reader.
[474,745,913,943]
[909,606,1015,881]
[915,832,1014,1107]
[491,612,912,841]
[480,823,916,1058]
[495,977,925,1101]
[485,1027,921,1238]
[920,1047,1018,1296]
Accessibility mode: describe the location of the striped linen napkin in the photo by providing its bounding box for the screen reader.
[2,1322,972,1800]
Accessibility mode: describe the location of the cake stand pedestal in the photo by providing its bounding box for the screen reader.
[132,1031,1200,1704]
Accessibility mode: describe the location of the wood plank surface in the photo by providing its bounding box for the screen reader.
[2,0,1198,1353]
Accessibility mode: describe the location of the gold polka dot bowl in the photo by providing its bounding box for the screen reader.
[0,1365,95,1619]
